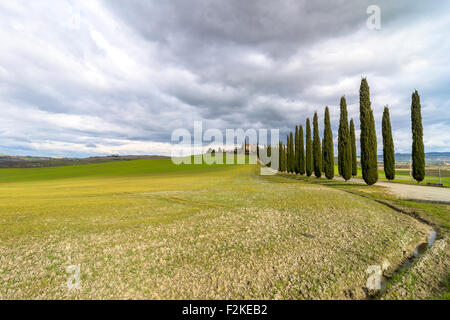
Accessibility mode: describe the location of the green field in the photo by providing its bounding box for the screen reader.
[393,168,450,186]
[0,159,442,299]
[333,164,450,187]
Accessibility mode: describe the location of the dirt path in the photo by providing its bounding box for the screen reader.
[335,177,450,203]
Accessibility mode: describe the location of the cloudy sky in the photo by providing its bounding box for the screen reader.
[0,0,449,157]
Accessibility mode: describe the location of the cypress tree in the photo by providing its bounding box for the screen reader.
[278,141,283,171]
[338,98,343,176]
[285,136,288,172]
[299,125,305,175]
[323,106,334,179]
[287,134,291,173]
[257,143,260,159]
[306,118,313,177]
[382,106,395,181]
[286,135,289,172]
[313,112,322,178]
[294,126,300,174]
[322,138,325,173]
[350,119,357,176]
[359,78,378,185]
[289,132,295,173]
[287,132,292,173]
[338,97,352,181]
[267,144,272,168]
[286,134,292,173]
[411,91,425,183]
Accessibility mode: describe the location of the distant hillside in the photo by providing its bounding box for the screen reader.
[0,155,169,168]
[2,152,448,168]
[376,152,450,164]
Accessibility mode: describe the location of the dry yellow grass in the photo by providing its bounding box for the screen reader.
[0,160,432,299]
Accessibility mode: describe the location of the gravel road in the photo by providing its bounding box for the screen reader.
[335,177,450,203]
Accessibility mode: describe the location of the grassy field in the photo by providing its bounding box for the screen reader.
[279,172,450,299]
[334,164,450,187]
[0,159,439,299]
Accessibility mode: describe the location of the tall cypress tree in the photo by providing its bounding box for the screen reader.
[323,107,334,179]
[411,90,425,183]
[313,112,322,178]
[350,119,357,177]
[338,97,352,181]
[292,130,295,173]
[382,106,395,181]
[287,132,293,173]
[288,135,292,173]
[287,133,291,173]
[295,126,300,174]
[299,125,305,175]
[286,135,290,172]
[290,132,295,173]
[359,78,378,185]
[322,138,325,173]
[257,143,260,159]
[267,144,272,168]
[278,141,282,171]
[306,118,313,177]
[338,97,343,175]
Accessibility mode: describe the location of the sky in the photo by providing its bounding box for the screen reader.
[0,0,449,157]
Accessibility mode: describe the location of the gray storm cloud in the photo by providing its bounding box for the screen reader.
[0,0,449,157]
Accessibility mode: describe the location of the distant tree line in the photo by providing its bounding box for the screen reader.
[257,78,425,185]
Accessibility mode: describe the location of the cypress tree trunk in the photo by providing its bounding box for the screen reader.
[411,91,425,183]
[350,119,357,177]
[382,106,395,180]
[299,125,305,175]
[338,97,352,181]
[359,78,378,185]
[323,107,334,179]
[313,112,322,178]
[295,126,300,174]
[306,118,313,177]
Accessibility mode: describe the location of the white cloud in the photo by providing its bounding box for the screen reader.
[0,0,449,157]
